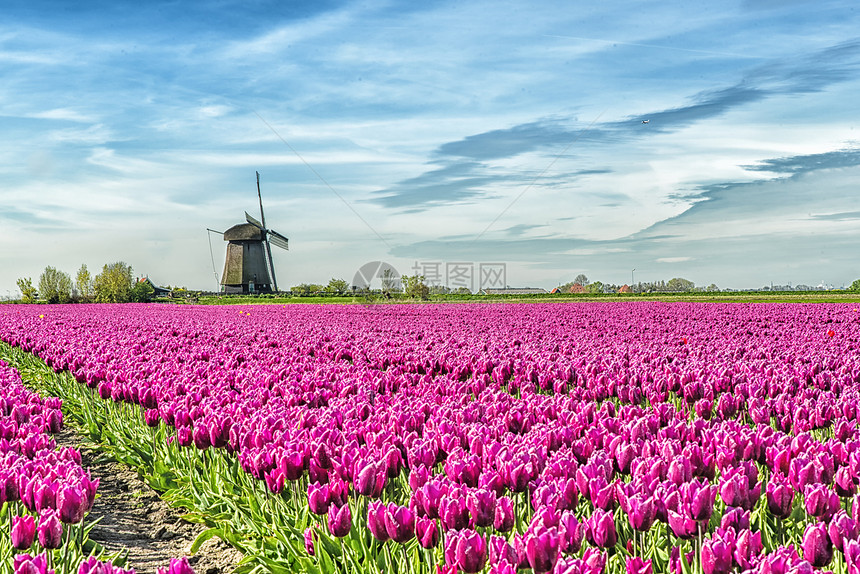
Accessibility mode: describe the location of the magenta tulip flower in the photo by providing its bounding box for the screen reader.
[626,556,653,574]
[158,557,195,574]
[439,495,470,531]
[37,509,63,549]
[415,516,440,549]
[828,510,859,553]
[384,503,415,543]
[11,514,35,550]
[803,522,834,568]
[734,529,763,570]
[805,484,840,521]
[307,482,330,515]
[627,492,657,532]
[466,488,496,528]
[494,496,515,532]
[766,473,795,519]
[327,503,351,538]
[701,531,733,574]
[667,510,697,540]
[13,553,51,574]
[589,508,618,548]
[355,461,385,498]
[526,526,560,574]
[367,500,390,542]
[56,483,86,524]
[683,478,716,522]
[446,529,488,573]
[720,506,750,533]
[559,510,584,554]
[835,466,858,498]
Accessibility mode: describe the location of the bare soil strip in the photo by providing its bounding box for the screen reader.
[55,428,243,574]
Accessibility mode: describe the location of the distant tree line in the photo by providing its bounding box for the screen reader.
[16,262,154,303]
[558,274,718,294]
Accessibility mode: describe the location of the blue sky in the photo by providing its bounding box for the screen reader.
[2,0,859,295]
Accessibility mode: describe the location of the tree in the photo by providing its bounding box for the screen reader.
[93,262,134,303]
[850,279,860,292]
[381,269,401,294]
[16,277,37,303]
[129,279,155,302]
[586,280,604,294]
[666,277,695,292]
[76,264,93,300]
[291,283,324,296]
[325,278,350,295]
[573,274,589,286]
[38,266,73,303]
[402,275,430,299]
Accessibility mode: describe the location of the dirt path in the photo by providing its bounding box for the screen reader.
[55,428,243,574]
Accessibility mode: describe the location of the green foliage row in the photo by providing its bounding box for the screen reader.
[15,262,154,304]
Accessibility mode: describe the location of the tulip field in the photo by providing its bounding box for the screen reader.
[1,302,860,574]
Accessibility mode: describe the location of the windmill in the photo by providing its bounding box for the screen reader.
[212,172,289,294]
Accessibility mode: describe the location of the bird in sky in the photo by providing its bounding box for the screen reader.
[641,120,650,124]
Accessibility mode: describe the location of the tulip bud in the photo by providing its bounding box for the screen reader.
[304,527,315,556]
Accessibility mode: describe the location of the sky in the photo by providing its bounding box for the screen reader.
[2,0,859,296]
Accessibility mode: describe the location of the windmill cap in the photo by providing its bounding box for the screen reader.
[223,223,264,241]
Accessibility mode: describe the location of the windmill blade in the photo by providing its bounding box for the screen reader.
[245,211,264,230]
[256,171,267,228]
[268,230,289,251]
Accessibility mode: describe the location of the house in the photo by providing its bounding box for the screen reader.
[618,284,632,293]
[568,284,587,294]
[138,277,171,297]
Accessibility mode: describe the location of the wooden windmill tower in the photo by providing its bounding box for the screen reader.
[216,172,289,294]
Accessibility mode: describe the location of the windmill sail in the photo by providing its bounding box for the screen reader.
[269,230,289,251]
[245,212,264,229]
